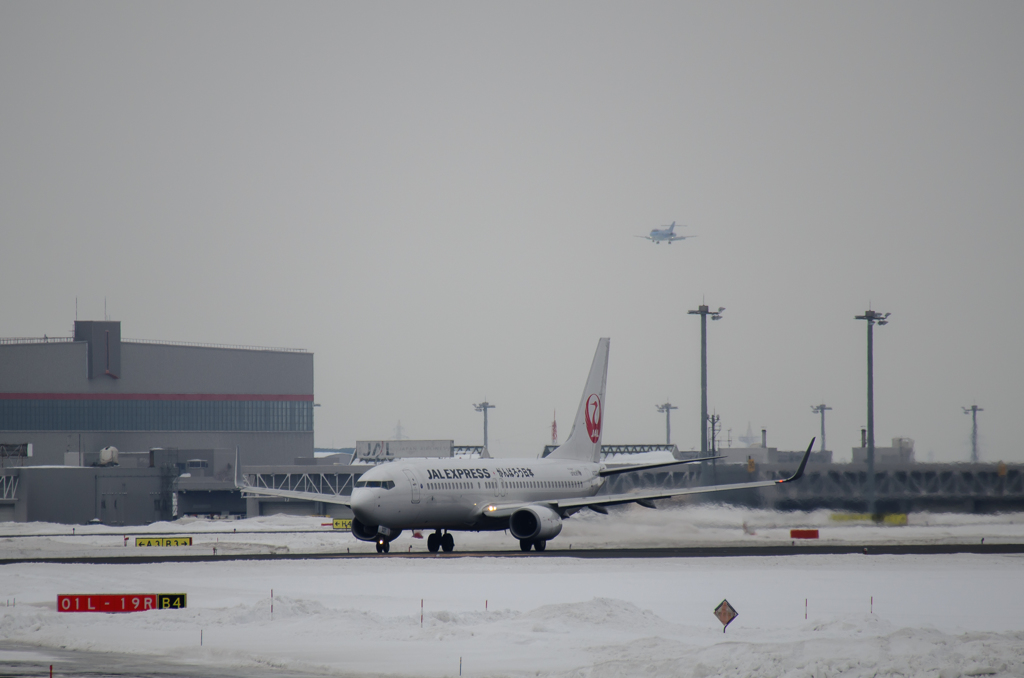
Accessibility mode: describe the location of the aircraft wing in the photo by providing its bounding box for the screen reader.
[478,458,724,518]
[635,235,655,241]
[556,477,782,510]
[599,456,724,477]
[481,439,812,517]
[668,234,695,241]
[479,476,783,518]
[480,500,548,518]
[559,438,812,510]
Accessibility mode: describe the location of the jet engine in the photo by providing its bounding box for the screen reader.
[509,505,562,541]
[351,518,379,542]
[351,518,402,542]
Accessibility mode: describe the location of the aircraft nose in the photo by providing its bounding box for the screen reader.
[350,489,372,519]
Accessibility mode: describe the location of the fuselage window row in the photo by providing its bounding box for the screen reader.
[424,479,581,491]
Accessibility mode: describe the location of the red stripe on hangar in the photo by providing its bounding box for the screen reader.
[0,393,313,401]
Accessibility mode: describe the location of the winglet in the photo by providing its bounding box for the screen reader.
[778,438,814,484]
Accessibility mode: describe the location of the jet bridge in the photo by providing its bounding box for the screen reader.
[240,464,366,518]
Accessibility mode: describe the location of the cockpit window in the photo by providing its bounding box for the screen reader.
[355,480,395,490]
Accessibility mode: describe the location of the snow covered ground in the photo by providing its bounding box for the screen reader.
[2,508,1023,677]
[3,505,1024,559]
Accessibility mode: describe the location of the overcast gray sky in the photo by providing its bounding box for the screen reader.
[2,2,1022,462]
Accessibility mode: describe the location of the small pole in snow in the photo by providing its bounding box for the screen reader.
[460,657,462,675]
[421,599,424,628]
[271,589,274,620]
[805,599,808,620]
[201,629,203,646]
[485,599,488,611]
[871,596,873,614]
[50,665,53,678]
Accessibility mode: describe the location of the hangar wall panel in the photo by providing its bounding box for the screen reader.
[0,343,88,391]
[0,342,312,395]
[3,431,313,467]
[1,324,316,468]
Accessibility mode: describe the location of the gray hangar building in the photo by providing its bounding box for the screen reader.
[0,319,315,523]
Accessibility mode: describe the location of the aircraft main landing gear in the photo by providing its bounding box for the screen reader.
[376,539,390,553]
[520,539,546,552]
[427,530,454,552]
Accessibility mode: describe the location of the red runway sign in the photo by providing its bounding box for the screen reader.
[57,594,186,613]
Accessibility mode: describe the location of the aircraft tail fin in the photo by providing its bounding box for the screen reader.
[547,338,609,464]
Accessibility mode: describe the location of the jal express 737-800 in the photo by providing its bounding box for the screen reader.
[238,339,812,553]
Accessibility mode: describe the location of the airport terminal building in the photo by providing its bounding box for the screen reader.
[0,320,314,466]
[3,320,1021,525]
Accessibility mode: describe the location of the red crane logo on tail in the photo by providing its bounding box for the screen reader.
[585,394,602,443]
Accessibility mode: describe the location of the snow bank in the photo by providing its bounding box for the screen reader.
[1,553,1023,676]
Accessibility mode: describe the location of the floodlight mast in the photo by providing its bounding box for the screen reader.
[962,405,983,463]
[854,309,890,516]
[709,413,721,453]
[656,402,678,445]
[688,304,724,455]
[810,404,832,453]
[473,401,495,453]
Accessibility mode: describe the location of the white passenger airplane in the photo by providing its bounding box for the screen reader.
[637,221,693,244]
[237,339,811,553]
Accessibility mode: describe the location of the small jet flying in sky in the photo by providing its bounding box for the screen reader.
[237,339,811,554]
[637,221,694,244]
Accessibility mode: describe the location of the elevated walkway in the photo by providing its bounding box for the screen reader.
[599,459,1024,513]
